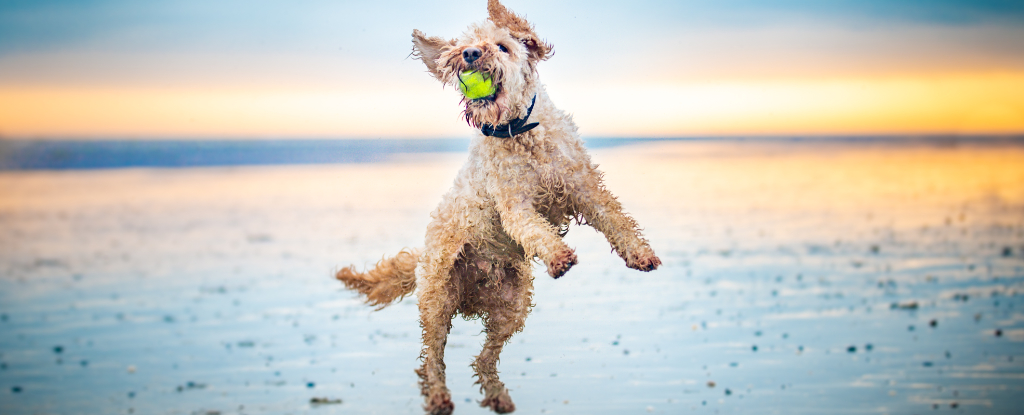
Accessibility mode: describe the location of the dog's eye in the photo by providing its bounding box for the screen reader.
[497,44,509,53]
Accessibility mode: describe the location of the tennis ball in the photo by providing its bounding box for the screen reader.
[458,70,496,100]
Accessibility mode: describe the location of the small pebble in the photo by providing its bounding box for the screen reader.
[893,301,919,310]
[707,381,716,388]
[929,319,938,328]
[996,329,1003,337]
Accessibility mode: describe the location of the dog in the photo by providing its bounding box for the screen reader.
[336,1,661,413]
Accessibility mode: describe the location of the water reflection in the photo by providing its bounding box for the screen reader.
[0,141,1021,414]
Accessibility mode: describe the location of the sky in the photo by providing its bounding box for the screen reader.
[1,0,1023,139]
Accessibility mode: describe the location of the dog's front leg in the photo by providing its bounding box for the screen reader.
[575,177,661,272]
[492,189,577,278]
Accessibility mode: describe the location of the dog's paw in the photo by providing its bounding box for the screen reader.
[547,248,577,279]
[425,391,454,415]
[626,248,661,272]
[480,388,516,413]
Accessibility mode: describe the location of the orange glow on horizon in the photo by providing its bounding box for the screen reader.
[558,72,1024,137]
[2,72,1023,139]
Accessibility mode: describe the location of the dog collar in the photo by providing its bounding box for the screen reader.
[480,95,539,138]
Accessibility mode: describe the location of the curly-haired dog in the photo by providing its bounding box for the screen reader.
[336,1,661,413]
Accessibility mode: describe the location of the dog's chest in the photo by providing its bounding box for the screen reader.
[513,147,577,223]
[478,138,579,223]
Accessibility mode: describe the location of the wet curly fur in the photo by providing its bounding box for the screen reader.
[335,1,660,413]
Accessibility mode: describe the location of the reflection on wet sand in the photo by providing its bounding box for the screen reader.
[0,141,1022,414]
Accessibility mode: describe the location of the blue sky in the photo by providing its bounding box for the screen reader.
[3,0,1022,77]
[1,0,1023,138]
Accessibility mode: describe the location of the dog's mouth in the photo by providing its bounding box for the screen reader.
[471,90,498,102]
[455,66,509,127]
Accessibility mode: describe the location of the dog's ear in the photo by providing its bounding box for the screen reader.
[412,29,453,80]
[487,0,553,61]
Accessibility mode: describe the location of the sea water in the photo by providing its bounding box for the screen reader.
[1,139,1022,414]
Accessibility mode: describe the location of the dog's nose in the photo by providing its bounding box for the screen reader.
[462,47,482,64]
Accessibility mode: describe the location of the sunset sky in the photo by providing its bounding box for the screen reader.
[1,0,1023,139]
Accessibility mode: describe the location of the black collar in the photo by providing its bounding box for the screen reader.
[480,95,540,138]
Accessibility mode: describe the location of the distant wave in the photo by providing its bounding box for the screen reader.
[0,136,1019,171]
[0,137,673,171]
[0,139,472,171]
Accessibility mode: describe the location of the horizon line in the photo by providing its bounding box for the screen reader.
[2,133,1024,142]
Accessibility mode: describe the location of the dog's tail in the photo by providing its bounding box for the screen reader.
[336,248,419,309]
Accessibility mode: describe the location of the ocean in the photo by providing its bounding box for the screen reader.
[0,138,700,170]
[1,137,1022,414]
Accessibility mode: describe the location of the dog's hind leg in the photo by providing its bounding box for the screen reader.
[416,263,460,415]
[473,262,533,414]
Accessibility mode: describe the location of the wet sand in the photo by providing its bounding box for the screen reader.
[1,140,1022,414]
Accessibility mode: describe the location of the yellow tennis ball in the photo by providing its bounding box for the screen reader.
[458,70,496,100]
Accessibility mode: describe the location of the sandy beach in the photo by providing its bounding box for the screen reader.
[1,140,1023,414]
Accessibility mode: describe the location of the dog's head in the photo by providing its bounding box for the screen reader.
[412,0,553,128]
